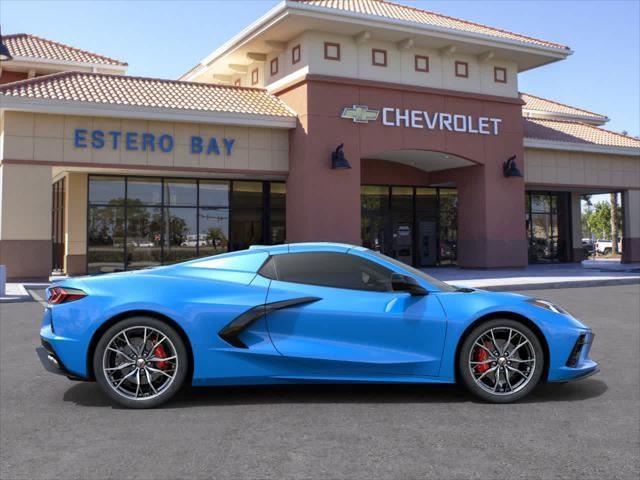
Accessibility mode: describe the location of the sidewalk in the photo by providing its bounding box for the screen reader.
[0,282,48,303]
[2,263,639,303]
[423,262,640,291]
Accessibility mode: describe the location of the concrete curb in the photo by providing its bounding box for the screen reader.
[479,278,640,292]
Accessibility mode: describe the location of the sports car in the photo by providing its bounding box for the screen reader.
[37,243,598,408]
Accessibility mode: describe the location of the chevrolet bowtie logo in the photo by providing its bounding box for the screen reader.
[341,105,380,124]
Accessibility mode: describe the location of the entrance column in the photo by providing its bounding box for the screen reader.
[64,172,88,275]
[570,192,585,262]
[454,164,528,268]
[622,189,640,263]
[279,84,362,245]
[0,163,53,279]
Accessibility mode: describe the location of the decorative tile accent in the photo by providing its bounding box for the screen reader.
[324,42,340,61]
[494,66,507,83]
[292,44,301,65]
[455,61,468,78]
[372,48,387,67]
[414,55,429,73]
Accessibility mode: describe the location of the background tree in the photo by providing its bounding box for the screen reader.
[610,192,619,254]
[585,201,612,240]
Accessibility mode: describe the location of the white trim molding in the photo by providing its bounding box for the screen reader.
[0,96,297,129]
[523,110,609,126]
[524,138,640,157]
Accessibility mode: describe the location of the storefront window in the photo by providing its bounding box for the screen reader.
[269,183,286,245]
[163,207,198,264]
[88,206,125,273]
[438,189,458,265]
[526,192,570,263]
[200,180,229,207]
[87,176,284,273]
[415,188,438,266]
[361,186,390,254]
[89,176,125,205]
[126,206,163,269]
[230,181,263,251]
[127,177,162,205]
[164,179,197,207]
[199,208,229,257]
[361,185,457,267]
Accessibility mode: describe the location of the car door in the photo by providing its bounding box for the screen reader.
[262,251,447,377]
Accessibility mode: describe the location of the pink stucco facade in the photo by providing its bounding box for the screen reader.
[277,75,528,268]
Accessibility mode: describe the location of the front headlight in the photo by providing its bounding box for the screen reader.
[526,298,570,316]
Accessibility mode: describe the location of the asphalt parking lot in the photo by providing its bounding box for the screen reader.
[1,284,639,479]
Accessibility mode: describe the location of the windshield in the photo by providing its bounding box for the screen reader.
[369,251,457,292]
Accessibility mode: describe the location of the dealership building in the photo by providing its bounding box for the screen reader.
[1,0,639,279]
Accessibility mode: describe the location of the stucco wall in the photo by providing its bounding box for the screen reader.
[1,111,289,173]
[524,148,640,189]
[198,30,518,98]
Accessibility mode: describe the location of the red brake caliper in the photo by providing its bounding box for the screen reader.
[153,343,170,369]
[474,343,490,374]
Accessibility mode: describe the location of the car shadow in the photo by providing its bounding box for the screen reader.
[62,378,608,409]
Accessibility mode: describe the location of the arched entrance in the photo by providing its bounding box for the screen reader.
[361,150,476,267]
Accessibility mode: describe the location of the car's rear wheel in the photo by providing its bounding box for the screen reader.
[93,317,188,409]
[458,319,544,403]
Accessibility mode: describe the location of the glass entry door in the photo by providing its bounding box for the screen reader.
[51,178,65,273]
[526,192,570,263]
[361,185,457,267]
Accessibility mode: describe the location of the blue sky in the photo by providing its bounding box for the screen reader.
[2,0,639,136]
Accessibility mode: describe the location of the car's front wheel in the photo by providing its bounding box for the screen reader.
[93,317,188,408]
[458,319,544,403]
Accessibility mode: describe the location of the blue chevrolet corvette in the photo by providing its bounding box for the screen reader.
[38,243,598,408]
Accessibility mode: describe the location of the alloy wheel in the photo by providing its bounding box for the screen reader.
[102,326,179,401]
[468,327,537,396]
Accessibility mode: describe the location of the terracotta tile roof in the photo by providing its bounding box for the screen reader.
[0,71,297,118]
[524,118,640,149]
[292,0,569,50]
[3,33,127,67]
[520,93,608,121]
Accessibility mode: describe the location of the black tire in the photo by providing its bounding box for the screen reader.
[603,248,612,256]
[93,316,188,409]
[458,319,545,403]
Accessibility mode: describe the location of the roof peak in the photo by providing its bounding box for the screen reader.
[520,92,608,120]
[3,32,128,66]
[290,0,569,50]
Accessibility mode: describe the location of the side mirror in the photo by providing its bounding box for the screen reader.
[391,273,428,296]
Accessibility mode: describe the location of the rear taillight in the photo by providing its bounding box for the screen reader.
[48,287,87,305]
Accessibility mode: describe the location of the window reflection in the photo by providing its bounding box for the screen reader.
[89,176,125,205]
[199,208,229,256]
[127,177,162,206]
[164,180,197,207]
[164,208,198,264]
[126,207,162,269]
[87,176,284,271]
[88,206,125,273]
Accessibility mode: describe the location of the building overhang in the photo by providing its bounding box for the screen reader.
[522,110,609,126]
[181,0,571,81]
[524,138,640,157]
[0,96,297,130]
[1,56,128,74]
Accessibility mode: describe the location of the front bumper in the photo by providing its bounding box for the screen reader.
[548,330,599,382]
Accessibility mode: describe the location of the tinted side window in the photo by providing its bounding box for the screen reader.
[272,252,392,292]
[258,256,277,279]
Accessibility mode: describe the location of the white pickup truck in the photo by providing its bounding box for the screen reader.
[595,238,623,255]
